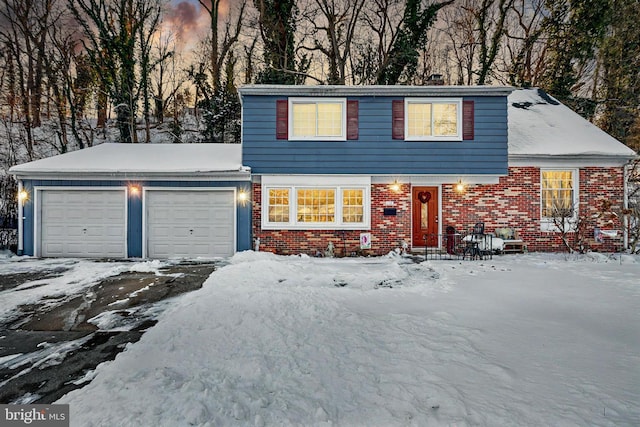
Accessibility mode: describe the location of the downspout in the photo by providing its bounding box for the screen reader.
[623,162,629,251]
[17,180,24,255]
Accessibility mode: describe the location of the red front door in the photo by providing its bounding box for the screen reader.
[412,187,439,247]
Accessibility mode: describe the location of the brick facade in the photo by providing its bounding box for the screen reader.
[442,167,624,252]
[252,167,625,255]
[252,183,412,256]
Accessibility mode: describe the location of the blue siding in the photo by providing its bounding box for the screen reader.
[242,95,508,175]
[19,180,251,257]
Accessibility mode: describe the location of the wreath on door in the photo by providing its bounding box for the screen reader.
[418,191,431,204]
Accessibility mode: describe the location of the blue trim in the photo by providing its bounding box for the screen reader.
[20,179,252,257]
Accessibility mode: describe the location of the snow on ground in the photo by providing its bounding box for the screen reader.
[52,252,639,426]
[0,257,176,325]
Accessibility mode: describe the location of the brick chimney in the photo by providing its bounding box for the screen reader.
[426,74,444,86]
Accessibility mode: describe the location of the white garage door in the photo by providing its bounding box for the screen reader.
[40,189,127,258]
[145,189,235,258]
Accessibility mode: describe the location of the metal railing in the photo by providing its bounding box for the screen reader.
[420,233,495,261]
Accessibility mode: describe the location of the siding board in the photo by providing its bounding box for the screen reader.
[242,94,508,175]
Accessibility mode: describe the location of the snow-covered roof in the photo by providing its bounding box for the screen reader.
[9,143,250,180]
[508,88,637,165]
[240,84,514,97]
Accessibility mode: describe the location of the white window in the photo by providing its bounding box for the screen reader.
[289,98,346,140]
[405,98,462,141]
[540,169,579,231]
[262,178,370,230]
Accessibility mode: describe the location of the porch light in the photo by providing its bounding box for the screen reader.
[455,180,466,193]
[18,190,28,205]
[390,180,402,193]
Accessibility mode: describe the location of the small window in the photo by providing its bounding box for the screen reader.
[342,189,364,223]
[289,98,346,140]
[405,98,462,141]
[268,189,290,223]
[541,170,577,219]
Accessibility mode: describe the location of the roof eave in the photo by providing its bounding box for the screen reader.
[508,153,637,167]
[239,84,515,97]
[9,169,252,181]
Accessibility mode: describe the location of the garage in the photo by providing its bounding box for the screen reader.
[39,189,126,258]
[10,143,252,258]
[145,189,235,258]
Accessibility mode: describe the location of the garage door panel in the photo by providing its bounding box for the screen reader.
[40,189,126,258]
[171,209,193,221]
[192,209,210,221]
[146,190,234,258]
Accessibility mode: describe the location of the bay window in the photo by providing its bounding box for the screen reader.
[262,178,369,229]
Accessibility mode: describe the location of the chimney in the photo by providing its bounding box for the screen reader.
[426,74,444,86]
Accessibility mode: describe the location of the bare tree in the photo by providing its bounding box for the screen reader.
[438,1,477,85]
[501,0,547,87]
[376,0,453,85]
[69,0,162,143]
[474,0,516,85]
[352,0,404,85]
[301,0,367,84]
[0,0,58,157]
[199,0,246,91]
[549,204,589,253]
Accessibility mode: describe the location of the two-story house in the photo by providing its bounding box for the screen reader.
[240,85,635,255]
[9,85,636,258]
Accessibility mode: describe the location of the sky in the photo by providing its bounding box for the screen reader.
[163,0,232,51]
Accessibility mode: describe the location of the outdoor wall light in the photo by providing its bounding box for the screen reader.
[128,185,140,197]
[455,180,466,193]
[390,180,402,193]
[17,190,28,205]
[238,189,250,205]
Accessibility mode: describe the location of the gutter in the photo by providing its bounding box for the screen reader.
[7,169,252,181]
[239,84,514,98]
[17,180,23,256]
[624,161,630,250]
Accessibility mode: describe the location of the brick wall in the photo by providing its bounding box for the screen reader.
[252,183,412,256]
[442,167,625,252]
[252,167,625,255]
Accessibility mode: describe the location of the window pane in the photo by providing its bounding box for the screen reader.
[297,189,335,222]
[292,102,343,138]
[268,188,289,222]
[342,189,364,223]
[433,103,458,136]
[407,103,431,137]
[541,171,574,217]
[317,103,343,137]
[292,103,316,137]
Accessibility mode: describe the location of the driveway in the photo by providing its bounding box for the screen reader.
[0,257,219,404]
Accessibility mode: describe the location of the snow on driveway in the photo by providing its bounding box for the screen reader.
[59,252,640,426]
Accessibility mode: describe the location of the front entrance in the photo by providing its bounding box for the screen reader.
[412,186,439,247]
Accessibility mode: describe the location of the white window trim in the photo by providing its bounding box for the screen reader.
[261,178,370,230]
[404,98,463,141]
[288,97,347,141]
[540,168,579,232]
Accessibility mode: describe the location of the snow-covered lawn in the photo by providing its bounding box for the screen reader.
[57,252,639,426]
